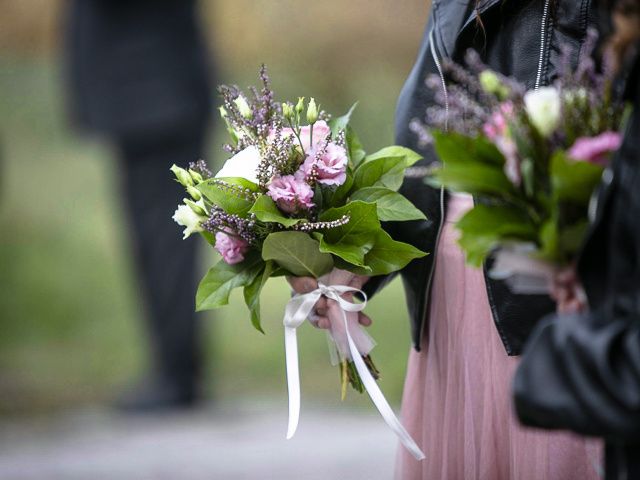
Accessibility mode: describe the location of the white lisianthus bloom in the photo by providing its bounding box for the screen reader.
[215,145,262,184]
[524,87,561,138]
[172,204,205,239]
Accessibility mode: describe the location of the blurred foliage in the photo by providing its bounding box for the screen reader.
[0,0,429,415]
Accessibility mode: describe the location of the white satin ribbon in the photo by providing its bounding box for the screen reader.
[283,283,426,461]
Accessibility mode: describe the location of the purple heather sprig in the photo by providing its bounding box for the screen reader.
[203,206,258,245]
[188,160,213,180]
[292,215,351,232]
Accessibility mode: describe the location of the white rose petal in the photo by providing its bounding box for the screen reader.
[524,87,561,138]
[172,204,205,239]
[215,146,262,184]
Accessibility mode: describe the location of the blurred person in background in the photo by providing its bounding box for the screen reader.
[64,0,214,411]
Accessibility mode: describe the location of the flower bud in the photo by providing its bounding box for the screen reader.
[295,97,305,114]
[282,102,294,120]
[186,184,202,201]
[188,169,204,184]
[170,164,194,187]
[219,106,228,119]
[234,95,253,118]
[184,198,207,216]
[306,97,319,124]
[479,70,509,99]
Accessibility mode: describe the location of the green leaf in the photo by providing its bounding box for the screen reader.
[318,235,372,270]
[321,175,354,209]
[456,204,538,267]
[351,230,428,276]
[353,146,421,191]
[318,201,380,266]
[214,177,261,191]
[345,126,366,167]
[429,162,518,198]
[262,231,334,277]
[365,145,422,165]
[248,195,303,227]
[429,131,520,198]
[432,131,505,167]
[197,178,256,217]
[328,103,358,137]
[199,230,217,247]
[243,260,274,333]
[559,220,589,258]
[196,253,263,311]
[350,187,426,221]
[538,217,561,263]
[550,151,604,204]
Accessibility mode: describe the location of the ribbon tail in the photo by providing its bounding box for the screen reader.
[285,326,300,439]
[342,311,426,461]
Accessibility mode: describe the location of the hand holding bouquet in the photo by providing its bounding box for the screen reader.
[417,32,625,299]
[171,66,426,459]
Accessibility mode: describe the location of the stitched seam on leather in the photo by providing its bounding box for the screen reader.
[576,0,590,62]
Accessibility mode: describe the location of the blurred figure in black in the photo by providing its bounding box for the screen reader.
[64,0,214,411]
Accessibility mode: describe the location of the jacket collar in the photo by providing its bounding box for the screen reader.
[433,0,502,57]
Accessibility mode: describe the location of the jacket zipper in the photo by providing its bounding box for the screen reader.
[418,28,448,344]
[534,0,551,89]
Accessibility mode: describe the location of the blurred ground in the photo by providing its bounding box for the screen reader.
[0,403,397,480]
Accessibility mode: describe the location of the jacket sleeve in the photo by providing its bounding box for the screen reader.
[513,309,640,441]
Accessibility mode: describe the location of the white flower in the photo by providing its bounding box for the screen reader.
[172,204,205,239]
[215,146,262,184]
[524,87,561,138]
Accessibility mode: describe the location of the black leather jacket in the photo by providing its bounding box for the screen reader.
[366,0,598,355]
[514,53,640,479]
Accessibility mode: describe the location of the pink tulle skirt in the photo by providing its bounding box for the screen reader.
[395,194,602,480]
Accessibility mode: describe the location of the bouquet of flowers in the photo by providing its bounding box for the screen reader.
[171,66,426,459]
[415,32,626,294]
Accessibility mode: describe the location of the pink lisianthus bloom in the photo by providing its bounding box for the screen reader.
[280,120,332,153]
[267,174,315,214]
[215,230,249,265]
[482,102,514,140]
[568,131,622,165]
[300,142,348,186]
[496,137,522,187]
[482,102,521,186]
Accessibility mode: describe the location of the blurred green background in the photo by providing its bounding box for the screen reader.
[0,0,428,415]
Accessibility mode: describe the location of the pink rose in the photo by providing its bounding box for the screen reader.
[301,142,348,186]
[267,174,315,214]
[568,131,622,165]
[215,231,249,265]
[281,120,332,153]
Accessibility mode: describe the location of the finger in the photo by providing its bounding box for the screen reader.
[315,297,328,311]
[287,276,318,294]
[316,317,330,329]
[358,312,372,327]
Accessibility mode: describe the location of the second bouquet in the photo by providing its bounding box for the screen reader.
[171,66,427,459]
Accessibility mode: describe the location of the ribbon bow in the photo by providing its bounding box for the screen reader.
[283,282,426,461]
